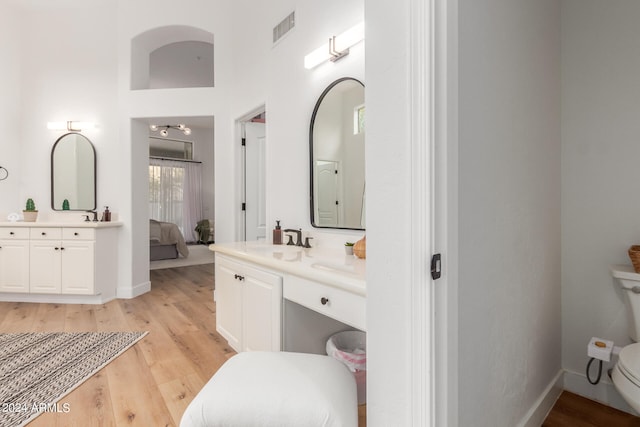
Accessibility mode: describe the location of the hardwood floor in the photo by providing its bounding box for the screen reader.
[0,264,366,427]
[543,391,640,427]
[1,264,231,426]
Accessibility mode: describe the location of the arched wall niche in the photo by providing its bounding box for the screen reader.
[131,25,214,90]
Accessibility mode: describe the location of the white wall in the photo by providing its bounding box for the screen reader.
[561,0,640,411]
[458,1,562,425]
[365,0,414,423]
[0,3,22,212]
[228,0,364,241]
[118,0,235,295]
[0,1,118,219]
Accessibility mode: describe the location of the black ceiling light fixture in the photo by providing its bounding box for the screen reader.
[149,123,192,137]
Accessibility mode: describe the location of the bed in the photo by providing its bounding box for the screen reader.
[150,219,190,261]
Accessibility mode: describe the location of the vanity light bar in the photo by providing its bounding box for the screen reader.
[304,22,364,69]
[47,121,96,132]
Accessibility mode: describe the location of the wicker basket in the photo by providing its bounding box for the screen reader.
[629,245,640,273]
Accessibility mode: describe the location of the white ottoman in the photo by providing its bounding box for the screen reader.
[181,351,358,427]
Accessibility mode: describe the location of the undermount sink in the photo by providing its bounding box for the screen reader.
[244,242,302,253]
[311,262,358,275]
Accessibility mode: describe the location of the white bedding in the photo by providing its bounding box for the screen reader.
[150,219,189,257]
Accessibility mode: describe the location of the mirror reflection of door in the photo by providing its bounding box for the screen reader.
[310,78,365,230]
[244,121,266,241]
[315,160,340,226]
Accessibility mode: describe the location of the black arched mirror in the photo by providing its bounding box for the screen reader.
[51,133,96,211]
[310,77,365,230]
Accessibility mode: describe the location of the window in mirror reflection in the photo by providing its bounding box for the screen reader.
[354,104,365,135]
[310,77,365,230]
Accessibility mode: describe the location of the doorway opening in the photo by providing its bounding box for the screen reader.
[139,116,215,268]
[237,107,266,241]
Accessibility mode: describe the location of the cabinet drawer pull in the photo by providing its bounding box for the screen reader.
[74,232,79,236]
[9,232,14,235]
[55,247,59,250]
[41,232,46,236]
[321,297,329,305]
[234,274,245,281]
[60,247,65,251]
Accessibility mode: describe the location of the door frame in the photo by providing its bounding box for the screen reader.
[235,105,266,241]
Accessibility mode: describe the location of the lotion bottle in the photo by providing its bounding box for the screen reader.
[103,206,111,222]
[273,220,283,244]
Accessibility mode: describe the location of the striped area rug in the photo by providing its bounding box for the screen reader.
[0,331,148,427]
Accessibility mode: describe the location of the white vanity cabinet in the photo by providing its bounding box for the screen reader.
[0,228,30,292]
[284,274,366,331]
[0,223,120,302]
[215,254,283,352]
[211,241,366,355]
[29,227,95,295]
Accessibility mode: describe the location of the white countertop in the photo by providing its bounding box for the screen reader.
[0,221,123,228]
[210,241,366,296]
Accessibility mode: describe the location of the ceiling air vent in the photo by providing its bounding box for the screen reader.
[273,11,295,44]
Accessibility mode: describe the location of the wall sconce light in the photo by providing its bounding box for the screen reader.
[47,121,96,132]
[304,22,365,69]
[150,124,192,137]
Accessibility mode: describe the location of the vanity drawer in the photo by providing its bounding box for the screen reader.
[0,228,29,239]
[30,228,62,240]
[284,275,366,331]
[62,228,95,240]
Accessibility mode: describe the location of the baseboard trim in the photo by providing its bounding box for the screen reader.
[0,292,114,305]
[563,368,636,415]
[518,370,564,427]
[117,281,151,299]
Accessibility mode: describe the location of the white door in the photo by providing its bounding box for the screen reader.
[242,264,282,352]
[29,241,61,293]
[244,122,266,241]
[0,240,30,292]
[315,160,339,226]
[61,241,95,295]
[215,256,243,352]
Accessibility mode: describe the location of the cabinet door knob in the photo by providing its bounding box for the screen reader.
[55,247,59,250]
[9,232,14,235]
[60,247,65,251]
[321,297,329,305]
[41,232,46,236]
[74,232,79,236]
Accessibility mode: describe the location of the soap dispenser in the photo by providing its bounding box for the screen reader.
[273,220,283,245]
[102,206,111,222]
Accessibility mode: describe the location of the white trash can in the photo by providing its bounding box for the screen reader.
[326,330,366,405]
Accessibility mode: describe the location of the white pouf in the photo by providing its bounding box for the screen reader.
[180,351,358,427]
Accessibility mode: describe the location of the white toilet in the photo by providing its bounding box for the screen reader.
[611,264,640,412]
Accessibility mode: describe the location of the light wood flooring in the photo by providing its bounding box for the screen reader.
[0,264,230,426]
[0,264,366,426]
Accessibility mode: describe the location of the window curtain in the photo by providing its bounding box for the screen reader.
[149,158,203,242]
